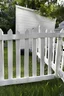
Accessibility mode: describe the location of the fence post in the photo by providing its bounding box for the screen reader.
[48,31,53,74]
[59,29,64,70]
[24,30,29,77]
[0,29,4,80]
[45,30,48,58]
[16,32,21,78]
[38,26,45,75]
[52,37,55,63]
[8,29,13,79]
[40,37,45,75]
[61,42,64,70]
[55,37,62,76]
[32,29,37,76]
[37,25,41,58]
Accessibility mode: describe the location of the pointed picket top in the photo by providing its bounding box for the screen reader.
[16,30,20,35]
[38,25,40,33]
[0,29,3,40]
[38,25,40,29]
[16,31,21,40]
[8,29,13,35]
[25,29,29,36]
[60,29,64,33]
[0,28,3,35]
[25,29,29,39]
[25,29,29,34]
[39,25,42,33]
[45,29,48,33]
[7,29,13,40]
[32,27,37,34]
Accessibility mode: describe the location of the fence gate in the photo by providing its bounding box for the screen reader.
[0,28,64,86]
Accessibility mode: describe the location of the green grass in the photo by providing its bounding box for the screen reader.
[0,41,64,96]
[0,79,64,96]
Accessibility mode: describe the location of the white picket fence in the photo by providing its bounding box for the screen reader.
[0,28,64,86]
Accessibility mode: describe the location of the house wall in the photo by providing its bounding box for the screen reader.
[16,5,39,34]
[16,5,39,49]
[16,5,55,49]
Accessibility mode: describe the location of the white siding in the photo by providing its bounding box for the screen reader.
[16,5,55,49]
[16,6,39,33]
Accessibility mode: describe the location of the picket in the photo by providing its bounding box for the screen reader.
[16,32,21,78]
[8,29,13,79]
[45,30,48,58]
[40,38,45,75]
[61,42,64,70]
[48,37,53,74]
[32,38,37,76]
[52,37,55,63]
[38,26,45,75]
[55,37,62,75]
[0,29,4,80]
[24,30,29,77]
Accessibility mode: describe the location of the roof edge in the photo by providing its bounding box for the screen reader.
[16,5,34,12]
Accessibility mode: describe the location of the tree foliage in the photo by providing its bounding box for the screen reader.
[0,0,64,33]
[0,1,15,33]
[39,3,64,28]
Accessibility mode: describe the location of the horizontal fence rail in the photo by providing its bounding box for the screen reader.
[0,28,64,86]
[0,29,64,40]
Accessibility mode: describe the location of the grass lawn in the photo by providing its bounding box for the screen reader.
[0,41,64,96]
[0,79,64,96]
